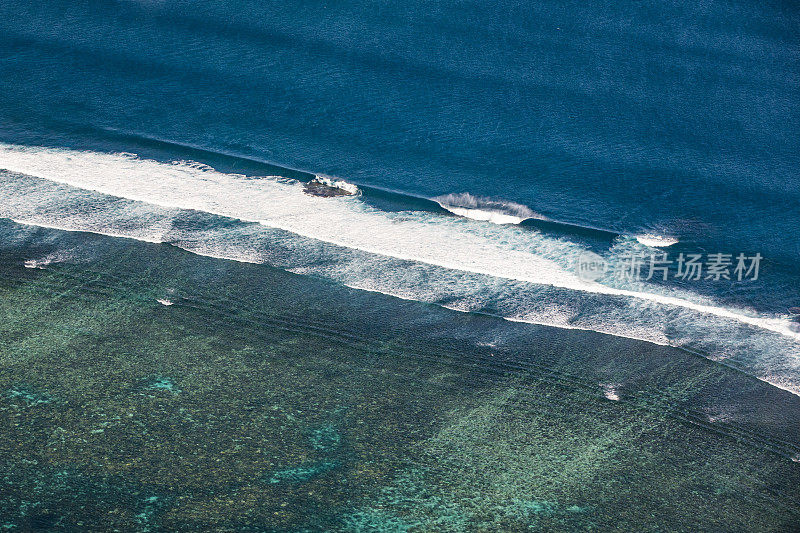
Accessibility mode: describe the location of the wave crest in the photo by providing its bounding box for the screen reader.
[433,193,545,225]
[635,234,679,247]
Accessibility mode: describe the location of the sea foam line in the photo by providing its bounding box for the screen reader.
[1,142,798,346]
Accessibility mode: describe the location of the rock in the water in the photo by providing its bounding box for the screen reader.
[303,176,359,197]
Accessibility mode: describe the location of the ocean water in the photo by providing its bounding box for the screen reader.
[1,0,799,530]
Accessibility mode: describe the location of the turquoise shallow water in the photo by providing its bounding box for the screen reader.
[1,220,799,531]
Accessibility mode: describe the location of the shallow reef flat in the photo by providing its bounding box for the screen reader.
[1,220,799,531]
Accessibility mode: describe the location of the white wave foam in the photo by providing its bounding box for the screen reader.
[2,142,790,342]
[24,258,49,269]
[0,144,791,343]
[601,383,621,401]
[635,234,679,247]
[434,192,545,225]
[23,250,74,269]
[1,143,799,394]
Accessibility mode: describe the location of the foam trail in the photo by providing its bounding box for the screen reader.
[0,142,797,343]
[10,218,165,244]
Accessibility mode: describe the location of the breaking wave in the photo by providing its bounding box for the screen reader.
[635,234,680,247]
[434,192,546,225]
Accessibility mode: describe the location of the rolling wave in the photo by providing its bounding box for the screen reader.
[635,234,680,247]
[1,142,799,395]
[433,192,678,250]
[434,192,547,225]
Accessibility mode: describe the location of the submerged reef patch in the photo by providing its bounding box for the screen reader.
[143,377,181,394]
[268,461,338,484]
[6,386,53,407]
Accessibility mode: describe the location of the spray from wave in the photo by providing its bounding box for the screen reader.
[635,234,679,247]
[433,192,546,225]
[22,250,73,269]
